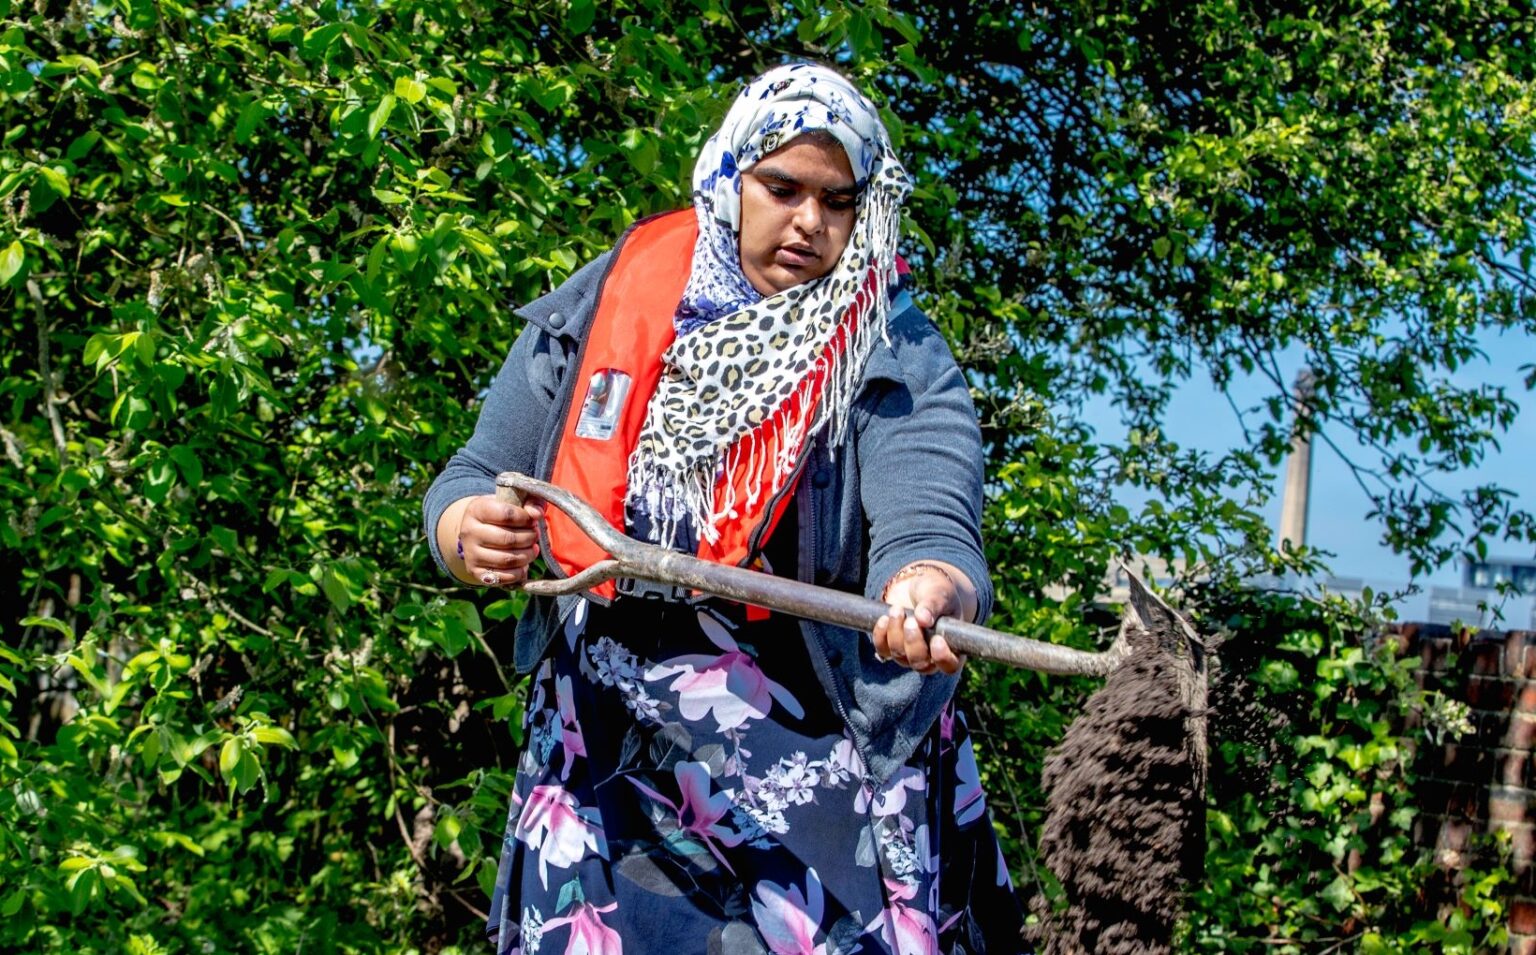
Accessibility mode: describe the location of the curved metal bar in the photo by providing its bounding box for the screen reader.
[496,472,648,563]
[494,471,1155,676]
[522,559,624,596]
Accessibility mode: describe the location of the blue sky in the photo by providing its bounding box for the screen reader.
[1086,327,1535,626]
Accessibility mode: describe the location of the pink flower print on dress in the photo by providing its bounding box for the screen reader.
[762,751,820,809]
[866,877,940,955]
[646,611,804,732]
[819,737,863,787]
[540,899,622,955]
[752,868,828,955]
[555,675,588,781]
[515,784,608,889]
[628,760,745,872]
[855,766,926,818]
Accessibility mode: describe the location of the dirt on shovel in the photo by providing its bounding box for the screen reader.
[1025,576,1210,955]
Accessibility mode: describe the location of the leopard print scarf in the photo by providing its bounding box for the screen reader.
[625,64,912,549]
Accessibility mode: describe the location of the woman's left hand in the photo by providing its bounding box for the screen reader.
[872,562,976,676]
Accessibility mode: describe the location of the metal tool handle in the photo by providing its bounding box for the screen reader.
[495,482,527,508]
[494,472,1143,675]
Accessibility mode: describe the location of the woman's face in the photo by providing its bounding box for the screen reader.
[738,135,857,296]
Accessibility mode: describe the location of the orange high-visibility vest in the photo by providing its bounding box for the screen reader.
[543,209,854,602]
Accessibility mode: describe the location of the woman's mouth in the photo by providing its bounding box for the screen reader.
[775,243,819,268]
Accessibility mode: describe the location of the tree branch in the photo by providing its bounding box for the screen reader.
[27,280,67,463]
[201,201,248,251]
[0,424,23,469]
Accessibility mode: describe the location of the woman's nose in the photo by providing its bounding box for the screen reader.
[793,198,824,236]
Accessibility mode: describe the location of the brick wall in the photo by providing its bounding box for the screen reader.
[1401,624,1536,953]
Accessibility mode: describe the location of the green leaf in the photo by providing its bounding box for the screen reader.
[368,94,397,140]
[65,131,100,160]
[37,165,70,198]
[434,812,462,848]
[394,76,426,104]
[0,170,29,200]
[302,22,343,55]
[67,868,98,913]
[630,135,659,176]
[209,525,238,554]
[234,751,260,793]
[143,458,176,505]
[435,615,469,657]
[477,858,498,899]
[484,597,522,621]
[449,599,482,635]
[0,240,22,285]
[168,445,204,486]
[252,726,297,748]
[107,872,148,905]
[567,0,595,34]
[130,63,162,90]
[234,100,266,143]
[218,738,241,778]
[1320,874,1355,912]
[53,54,101,76]
[320,565,352,613]
[21,615,71,637]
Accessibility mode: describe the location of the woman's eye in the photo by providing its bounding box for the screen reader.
[827,199,854,212]
[766,185,793,198]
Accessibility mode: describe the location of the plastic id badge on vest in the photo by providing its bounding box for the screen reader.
[574,369,632,441]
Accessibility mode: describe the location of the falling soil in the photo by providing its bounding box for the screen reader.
[1026,632,1207,955]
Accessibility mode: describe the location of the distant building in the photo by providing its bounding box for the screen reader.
[1277,369,1316,553]
[1411,559,1536,629]
[1428,585,1491,628]
[1465,558,1536,595]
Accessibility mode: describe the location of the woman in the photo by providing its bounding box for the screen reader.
[424,63,1024,954]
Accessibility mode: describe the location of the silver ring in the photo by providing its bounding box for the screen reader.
[874,652,891,664]
[480,570,501,586]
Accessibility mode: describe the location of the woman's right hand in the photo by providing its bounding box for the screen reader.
[451,495,545,588]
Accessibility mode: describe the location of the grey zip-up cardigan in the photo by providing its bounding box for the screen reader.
[422,247,993,786]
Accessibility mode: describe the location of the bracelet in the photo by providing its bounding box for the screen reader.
[881,561,961,602]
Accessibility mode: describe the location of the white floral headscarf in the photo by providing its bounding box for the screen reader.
[627,63,912,549]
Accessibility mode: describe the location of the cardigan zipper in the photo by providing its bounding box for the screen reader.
[743,435,815,566]
[798,457,877,785]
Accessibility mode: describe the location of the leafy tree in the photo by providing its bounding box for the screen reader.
[1,0,1530,951]
[1185,587,1509,954]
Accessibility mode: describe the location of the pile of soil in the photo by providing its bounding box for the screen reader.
[1026,587,1209,955]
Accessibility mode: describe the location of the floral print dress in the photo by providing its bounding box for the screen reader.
[486,523,1024,955]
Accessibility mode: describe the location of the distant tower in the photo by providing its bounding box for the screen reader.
[1278,369,1316,551]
